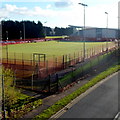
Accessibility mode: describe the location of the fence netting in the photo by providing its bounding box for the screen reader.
[2,42,119,93]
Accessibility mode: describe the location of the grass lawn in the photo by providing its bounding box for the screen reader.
[2,41,109,60]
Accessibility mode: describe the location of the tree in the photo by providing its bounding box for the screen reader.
[2,68,20,117]
[44,27,53,36]
[2,20,45,40]
[54,27,73,36]
[54,27,62,36]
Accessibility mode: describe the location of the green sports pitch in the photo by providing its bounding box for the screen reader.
[2,41,110,60]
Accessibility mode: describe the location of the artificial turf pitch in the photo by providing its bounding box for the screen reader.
[2,41,108,60]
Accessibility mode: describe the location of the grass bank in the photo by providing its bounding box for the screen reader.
[59,51,113,87]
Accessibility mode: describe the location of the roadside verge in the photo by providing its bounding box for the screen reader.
[33,64,120,119]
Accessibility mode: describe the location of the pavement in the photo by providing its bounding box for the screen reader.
[52,72,119,119]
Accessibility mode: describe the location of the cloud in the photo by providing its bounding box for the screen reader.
[85,3,118,28]
[1,0,59,2]
[46,4,52,9]
[54,0,82,8]
[32,6,55,17]
[0,4,56,18]
[54,1,72,8]
[0,1,118,28]
[0,4,28,18]
[5,4,17,12]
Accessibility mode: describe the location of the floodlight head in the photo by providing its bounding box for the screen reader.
[78,3,88,7]
[105,12,108,14]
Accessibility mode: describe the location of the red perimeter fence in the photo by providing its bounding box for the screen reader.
[2,42,117,80]
[1,37,62,46]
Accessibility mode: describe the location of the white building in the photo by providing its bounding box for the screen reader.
[69,25,118,41]
[81,28,117,40]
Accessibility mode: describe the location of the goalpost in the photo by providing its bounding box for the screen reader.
[33,53,46,65]
[33,53,46,77]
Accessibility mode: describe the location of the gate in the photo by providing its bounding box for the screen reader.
[33,53,46,78]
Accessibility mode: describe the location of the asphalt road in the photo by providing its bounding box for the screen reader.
[58,72,119,119]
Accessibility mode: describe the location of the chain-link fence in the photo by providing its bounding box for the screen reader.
[3,48,118,93]
[1,42,118,93]
[2,42,116,79]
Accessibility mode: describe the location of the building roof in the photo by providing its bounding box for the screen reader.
[68,25,118,30]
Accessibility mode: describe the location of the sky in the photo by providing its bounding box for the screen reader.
[0,0,119,29]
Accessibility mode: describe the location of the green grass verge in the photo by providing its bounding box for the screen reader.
[10,98,42,119]
[59,52,112,86]
[33,64,120,119]
[10,95,39,110]
[4,88,42,119]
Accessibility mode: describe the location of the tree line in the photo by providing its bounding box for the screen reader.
[2,20,45,40]
[2,20,73,40]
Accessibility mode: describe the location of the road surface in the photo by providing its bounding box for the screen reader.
[58,72,119,119]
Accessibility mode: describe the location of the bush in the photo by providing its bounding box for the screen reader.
[1,67,42,119]
[10,99,42,119]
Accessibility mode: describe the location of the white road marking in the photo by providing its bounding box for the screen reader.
[114,112,120,120]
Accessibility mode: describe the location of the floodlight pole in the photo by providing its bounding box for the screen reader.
[118,17,120,47]
[6,31,8,63]
[20,31,22,39]
[78,3,88,60]
[105,12,108,51]
[23,21,25,41]
[44,21,47,37]
[1,75,5,119]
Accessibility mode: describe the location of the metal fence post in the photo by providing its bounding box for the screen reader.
[22,53,24,77]
[70,66,74,82]
[46,60,48,76]
[32,73,34,90]
[55,57,57,71]
[94,47,95,56]
[87,49,88,59]
[1,75,5,119]
[92,47,93,56]
[6,45,8,64]
[65,55,67,68]
[81,49,83,59]
[81,64,84,77]
[14,52,16,65]
[31,54,32,66]
[90,59,93,70]
[53,55,55,72]
[78,52,79,62]
[74,52,75,64]
[90,48,92,57]
[69,54,71,65]
[14,71,16,87]
[48,75,51,93]
[56,74,59,92]
[44,54,46,67]
[62,55,65,69]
